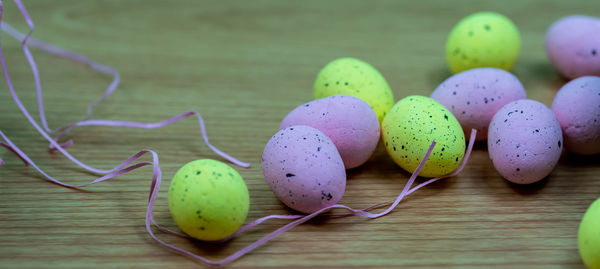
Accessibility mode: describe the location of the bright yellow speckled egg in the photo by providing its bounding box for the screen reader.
[168,159,249,241]
[314,57,394,122]
[446,12,521,73]
[382,95,466,177]
[579,198,600,269]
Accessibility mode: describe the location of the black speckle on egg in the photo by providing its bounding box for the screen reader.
[453,91,457,95]
[558,141,562,148]
[516,168,520,171]
[286,173,295,177]
[484,24,491,31]
[592,49,597,56]
[196,171,201,175]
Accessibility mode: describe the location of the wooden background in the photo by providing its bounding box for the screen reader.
[1,1,599,268]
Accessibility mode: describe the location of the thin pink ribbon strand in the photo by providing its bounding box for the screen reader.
[0,0,481,266]
[0,128,477,266]
[0,0,249,169]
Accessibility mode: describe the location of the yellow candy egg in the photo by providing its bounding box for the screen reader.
[446,12,521,73]
[314,57,394,122]
[168,159,249,241]
[382,95,466,177]
[579,198,600,269]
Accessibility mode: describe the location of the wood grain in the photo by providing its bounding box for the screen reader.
[1,1,599,268]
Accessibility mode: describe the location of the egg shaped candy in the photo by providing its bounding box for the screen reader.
[168,159,250,241]
[280,95,380,169]
[262,125,346,213]
[545,15,600,79]
[578,198,600,269]
[431,67,527,141]
[551,76,600,155]
[382,95,466,178]
[488,100,563,184]
[446,12,521,73]
[314,57,394,122]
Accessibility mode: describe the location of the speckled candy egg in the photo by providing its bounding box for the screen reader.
[546,15,600,79]
[314,57,394,122]
[551,76,600,155]
[280,95,380,169]
[431,68,527,141]
[488,100,563,184]
[446,12,521,73]
[262,125,346,213]
[382,95,466,178]
[168,159,250,241]
[578,198,600,269]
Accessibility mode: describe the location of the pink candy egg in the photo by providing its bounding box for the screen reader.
[488,100,563,184]
[280,95,380,169]
[551,76,600,155]
[431,68,526,141]
[545,15,600,79]
[262,125,346,213]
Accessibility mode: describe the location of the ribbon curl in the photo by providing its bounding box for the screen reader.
[0,0,477,266]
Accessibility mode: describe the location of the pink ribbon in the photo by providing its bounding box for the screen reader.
[0,0,477,266]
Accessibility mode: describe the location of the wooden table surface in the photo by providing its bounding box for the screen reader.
[1,1,599,268]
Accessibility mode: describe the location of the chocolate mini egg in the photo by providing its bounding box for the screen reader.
[551,76,600,155]
[446,12,521,73]
[488,100,563,184]
[578,198,600,269]
[280,95,380,169]
[546,15,600,79]
[382,95,466,178]
[168,159,250,241]
[431,67,527,141]
[314,57,394,122]
[262,125,346,213]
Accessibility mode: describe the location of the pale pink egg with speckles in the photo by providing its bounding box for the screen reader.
[280,95,380,169]
[261,125,346,213]
[488,100,563,184]
[551,76,600,155]
[545,15,600,79]
[431,68,526,141]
